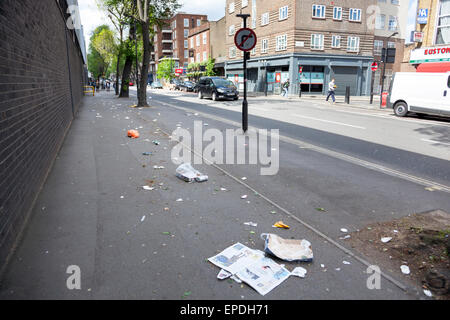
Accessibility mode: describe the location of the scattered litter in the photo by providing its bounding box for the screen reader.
[423,289,433,297]
[125,116,130,120]
[176,198,183,202]
[175,163,208,182]
[127,130,140,139]
[315,208,326,212]
[342,261,351,265]
[241,177,247,180]
[290,267,307,278]
[335,268,341,271]
[270,211,277,214]
[340,228,348,233]
[272,221,290,229]
[400,265,410,275]
[152,140,160,145]
[120,196,124,199]
[142,152,152,156]
[381,237,392,243]
[339,235,351,240]
[230,275,242,283]
[243,222,258,227]
[220,188,227,191]
[143,186,155,191]
[320,264,325,268]
[217,269,232,280]
[241,195,248,199]
[208,243,290,296]
[153,166,165,170]
[141,216,146,222]
[261,233,313,262]
[393,230,398,233]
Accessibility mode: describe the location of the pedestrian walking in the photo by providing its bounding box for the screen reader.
[326,78,336,104]
[281,78,290,97]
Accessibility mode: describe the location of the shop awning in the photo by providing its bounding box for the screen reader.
[416,62,450,73]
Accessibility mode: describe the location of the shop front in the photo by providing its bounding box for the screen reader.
[410,46,450,72]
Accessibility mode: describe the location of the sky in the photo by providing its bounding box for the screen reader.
[78,0,226,50]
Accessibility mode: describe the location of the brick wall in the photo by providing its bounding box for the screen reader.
[0,0,85,267]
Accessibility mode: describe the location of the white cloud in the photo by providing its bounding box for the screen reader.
[178,0,226,21]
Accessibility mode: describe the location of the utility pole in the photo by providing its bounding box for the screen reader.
[379,32,398,108]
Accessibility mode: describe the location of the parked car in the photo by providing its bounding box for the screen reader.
[181,81,196,92]
[172,79,184,91]
[388,72,450,118]
[151,80,163,89]
[197,77,239,101]
[129,81,134,86]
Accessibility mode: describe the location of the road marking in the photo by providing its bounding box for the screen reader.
[421,138,450,146]
[155,99,450,194]
[146,113,411,293]
[292,114,366,129]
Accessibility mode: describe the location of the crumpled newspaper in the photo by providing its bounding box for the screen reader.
[261,233,313,262]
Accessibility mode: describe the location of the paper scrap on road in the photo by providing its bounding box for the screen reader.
[127,130,140,139]
[290,267,307,278]
[261,233,313,262]
[143,186,155,191]
[340,228,348,233]
[241,195,248,199]
[243,222,258,227]
[381,237,392,243]
[175,163,208,182]
[208,243,291,296]
[217,269,232,280]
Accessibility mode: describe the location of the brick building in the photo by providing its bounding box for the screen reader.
[0,0,86,269]
[223,0,376,96]
[152,13,207,80]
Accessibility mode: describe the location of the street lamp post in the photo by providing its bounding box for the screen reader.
[379,32,398,108]
[261,59,267,96]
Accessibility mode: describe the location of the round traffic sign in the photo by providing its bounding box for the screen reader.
[234,28,257,52]
[371,62,378,71]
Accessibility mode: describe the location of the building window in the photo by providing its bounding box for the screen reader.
[184,19,189,27]
[333,7,342,20]
[374,40,383,55]
[311,34,324,50]
[242,0,248,8]
[388,16,398,31]
[190,38,194,48]
[184,29,189,38]
[375,14,385,29]
[261,39,268,53]
[197,19,201,27]
[436,0,450,45]
[332,35,341,48]
[196,35,200,46]
[347,36,360,52]
[276,34,287,51]
[184,50,189,59]
[279,6,289,20]
[173,31,176,39]
[229,46,236,58]
[196,53,200,62]
[184,40,188,48]
[251,47,256,55]
[203,33,207,45]
[387,41,396,48]
[229,2,235,14]
[312,5,326,19]
[261,12,269,26]
[203,52,207,61]
[229,25,235,36]
[349,8,362,22]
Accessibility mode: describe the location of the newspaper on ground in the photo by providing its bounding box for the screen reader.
[175,163,208,182]
[208,243,290,296]
[261,233,313,262]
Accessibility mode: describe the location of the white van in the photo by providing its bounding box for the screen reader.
[388,72,450,118]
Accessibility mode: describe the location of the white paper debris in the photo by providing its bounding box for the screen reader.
[290,267,307,278]
[241,195,248,199]
[423,289,433,297]
[400,265,410,275]
[261,233,313,262]
[217,269,232,280]
[340,228,348,233]
[343,261,351,265]
[243,222,258,227]
[143,186,155,191]
[381,237,392,243]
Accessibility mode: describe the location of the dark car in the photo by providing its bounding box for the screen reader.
[181,81,196,92]
[197,77,239,101]
[172,79,184,91]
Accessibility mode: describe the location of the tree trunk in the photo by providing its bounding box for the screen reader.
[137,20,150,107]
[119,24,135,98]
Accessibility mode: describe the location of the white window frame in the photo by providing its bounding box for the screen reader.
[184,50,189,59]
[229,2,235,14]
[310,34,324,50]
[197,19,201,27]
[279,6,289,21]
[190,38,194,48]
[203,52,207,61]
[184,19,189,27]
[184,29,189,38]
[347,36,360,52]
[229,24,235,36]
[374,40,383,55]
[333,7,342,20]
[261,38,268,53]
[242,0,248,8]
[349,8,362,22]
[203,32,207,45]
[261,12,269,26]
[196,35,200,47]
[276,34,287,51]
[331,35,341,48]
[184,40,188,49]
[229,46,236,58]
[312,4,326,19]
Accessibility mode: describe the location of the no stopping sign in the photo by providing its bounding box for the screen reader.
[234,28,257,52]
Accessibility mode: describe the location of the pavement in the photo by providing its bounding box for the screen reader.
[1,89,446,300]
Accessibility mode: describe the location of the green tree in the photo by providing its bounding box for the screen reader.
[87,25,112,80]
[156,58,175,82]
[92,27,117,73]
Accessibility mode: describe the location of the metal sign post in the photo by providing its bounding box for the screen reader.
[235,14,256,133]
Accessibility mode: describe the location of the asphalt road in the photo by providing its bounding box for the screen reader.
[0,89,448,301]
